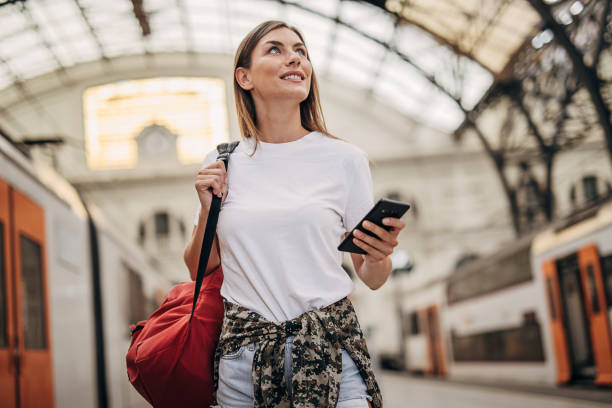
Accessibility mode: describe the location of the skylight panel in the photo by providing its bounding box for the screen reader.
[147,26,187,53]
[339,1,395,43]
[149,5,181,29]
[0,6,29,39]
[7,49,57,80]
[289,0,340,19]
[68,36,102,60]
[328,53,374,88]
[228,0,283,25]
[0,29,39,58]
[191,30,229,54]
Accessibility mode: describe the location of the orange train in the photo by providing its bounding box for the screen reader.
[397,201,612,386]
[0,133,169,408]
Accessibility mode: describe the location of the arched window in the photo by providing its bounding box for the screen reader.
[569,174,610,208]
[83,77,229,169]
[137,210,189,254]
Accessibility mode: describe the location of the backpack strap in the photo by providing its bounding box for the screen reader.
[191,141,240,318]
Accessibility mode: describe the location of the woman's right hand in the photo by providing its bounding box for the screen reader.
[195,160,228,211]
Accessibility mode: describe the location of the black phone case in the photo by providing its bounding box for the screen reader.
[338,198,410,255]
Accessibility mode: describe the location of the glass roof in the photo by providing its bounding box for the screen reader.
[0,0,535,132]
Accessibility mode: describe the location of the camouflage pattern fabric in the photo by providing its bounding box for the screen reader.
[213,297,382,408]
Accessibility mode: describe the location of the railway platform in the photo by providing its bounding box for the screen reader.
[379,371,612,407]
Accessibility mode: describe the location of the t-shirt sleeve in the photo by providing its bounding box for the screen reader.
[193,149,218,226]
[343,149,374,233]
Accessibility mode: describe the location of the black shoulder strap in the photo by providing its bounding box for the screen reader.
[191,141,240,318]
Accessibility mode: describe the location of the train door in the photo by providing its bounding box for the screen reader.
[0,179,54,407]
[556,254,595,381]
[542,259,571,383]
[424,305,446,376]
[577,245,612,385]
[544,248,612,385]
[0,179,16,408]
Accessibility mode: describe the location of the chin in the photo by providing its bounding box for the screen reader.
[274,90,309,103]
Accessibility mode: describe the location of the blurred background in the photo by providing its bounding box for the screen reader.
[1,0,612,407]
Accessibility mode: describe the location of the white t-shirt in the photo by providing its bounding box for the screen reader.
[193,131,373,322]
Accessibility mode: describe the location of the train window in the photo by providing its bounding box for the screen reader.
[154,212,169,237]
[179,220,186,239]
[546,277,557,320]
[127,267,147,326]
[447,241,532,303]
[138,222,145,246]
[587,265,600,314]
[20,235,47,349]
[603,255,612,308]
[582,176,599,202]
[410,311,420,335]
[0,222,6,348]
[451,313,545,362]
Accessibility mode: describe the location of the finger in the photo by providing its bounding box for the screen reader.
[382,217,406,233]
[198,167,226,177]
[352,237,387,260]
[196,175,224,188]
[196,178,223,195]
[353,229,394,255]
[361,221,396,243]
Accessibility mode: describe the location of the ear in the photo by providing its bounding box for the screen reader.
[235,67,253,91]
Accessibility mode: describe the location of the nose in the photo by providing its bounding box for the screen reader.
[286,50,301,66]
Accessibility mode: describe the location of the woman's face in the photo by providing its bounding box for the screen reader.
[237,27,312,103]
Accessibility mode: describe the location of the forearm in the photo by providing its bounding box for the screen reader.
[357,256,392,290]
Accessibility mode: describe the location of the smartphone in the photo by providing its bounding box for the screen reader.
[338,198,410,255]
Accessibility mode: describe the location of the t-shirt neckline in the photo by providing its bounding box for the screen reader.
[243,131,318,156]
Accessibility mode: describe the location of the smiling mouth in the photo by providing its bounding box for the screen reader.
[280,74,304,81]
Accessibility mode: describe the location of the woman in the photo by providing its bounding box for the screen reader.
[184,20,405,408]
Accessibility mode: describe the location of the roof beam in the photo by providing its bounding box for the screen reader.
[0,57,63,139]
[527,0,612,166]
[131,0,150,36]
[19,1,70,83]
[0,0,25,8]
[73,0,108,60]
[322,0,344,78]
[277,0,462,107]
[357,0,494,74]
[176,0,193,53]
[366,14,402,95]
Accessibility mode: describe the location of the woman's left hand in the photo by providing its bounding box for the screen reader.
[352,217,406,263]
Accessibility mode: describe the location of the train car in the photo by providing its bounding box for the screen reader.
[532,202,612,386]
[389,199,612,387]
[0,133,170,408]
[395,253,457,377]
[444,233,550,384]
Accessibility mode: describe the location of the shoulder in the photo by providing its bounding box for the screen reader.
[314,132,369,163]
[199,149,218,169]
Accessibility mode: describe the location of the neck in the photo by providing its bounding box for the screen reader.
[252,96,309,143]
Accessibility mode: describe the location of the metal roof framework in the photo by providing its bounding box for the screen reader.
[456,0,611,236]
[0,0,550,136]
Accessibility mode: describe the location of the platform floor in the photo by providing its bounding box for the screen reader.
[379,371,612,408]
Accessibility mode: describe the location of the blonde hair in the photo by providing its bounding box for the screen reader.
[233,20,343,155]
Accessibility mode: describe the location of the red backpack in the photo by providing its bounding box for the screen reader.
[126,141,239,407]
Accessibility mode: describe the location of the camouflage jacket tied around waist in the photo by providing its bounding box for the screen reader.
[213,296,383,408]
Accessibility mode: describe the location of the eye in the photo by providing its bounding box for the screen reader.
[296,48,306,56]
[268,46,280,54]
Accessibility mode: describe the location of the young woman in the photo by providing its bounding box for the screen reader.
[184,20,406,408]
